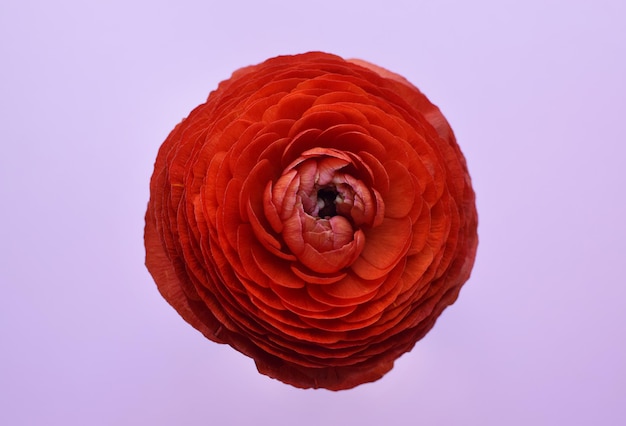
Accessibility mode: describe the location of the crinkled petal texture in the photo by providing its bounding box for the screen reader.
[145,52,478,390]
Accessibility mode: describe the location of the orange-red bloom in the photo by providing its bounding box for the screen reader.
[145,52,478,390]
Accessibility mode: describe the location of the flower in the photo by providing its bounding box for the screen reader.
[144,52,478,390]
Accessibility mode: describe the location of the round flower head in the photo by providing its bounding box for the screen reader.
[145,52,478,390]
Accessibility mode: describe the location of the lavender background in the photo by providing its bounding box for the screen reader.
[1,0,625,424]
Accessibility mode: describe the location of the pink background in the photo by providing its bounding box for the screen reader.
[1,0,624,424]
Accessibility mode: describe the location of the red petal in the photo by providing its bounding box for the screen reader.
[351,217,412,280]
[263,92,317,121]
[383,161,415,219]
[250,242,305,289]
[290,263,347,285]
[320,272,383,300]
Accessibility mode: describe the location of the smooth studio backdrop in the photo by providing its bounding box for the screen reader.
[1,0,624,425]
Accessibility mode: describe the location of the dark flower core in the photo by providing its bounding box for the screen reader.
[316,187,338,218]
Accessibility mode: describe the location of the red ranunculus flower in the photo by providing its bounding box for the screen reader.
[145,52,478,390]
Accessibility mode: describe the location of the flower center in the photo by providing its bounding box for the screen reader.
[316,187,338,218]
[265,149,385,275]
